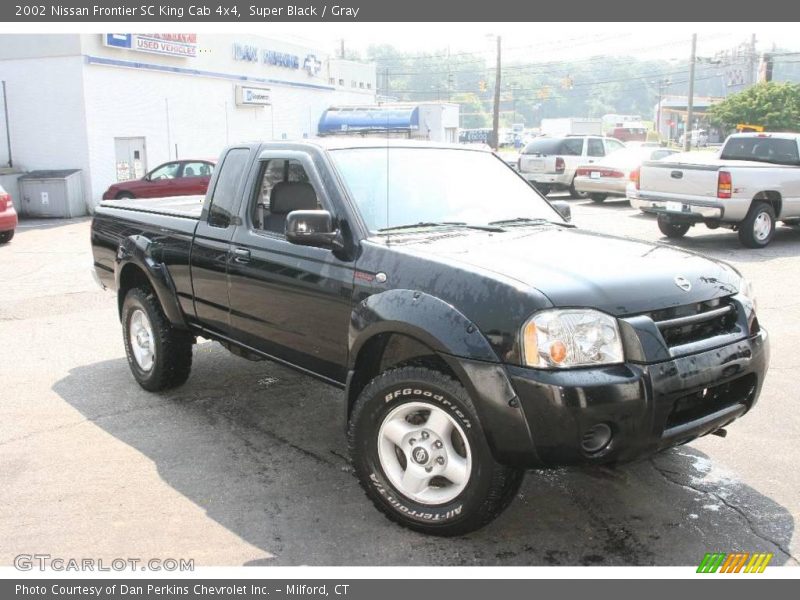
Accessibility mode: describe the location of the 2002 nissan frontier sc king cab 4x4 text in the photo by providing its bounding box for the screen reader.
[91,139,769,536]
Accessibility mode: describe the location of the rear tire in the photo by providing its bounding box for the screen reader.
[348,366,524,536]
[657,215,690,239]
[738,202,776,248]
[0,230,14,244]
[569,179,589,199]
[121,287,193,392]
[533,183,551,196]
[590,194,608,203]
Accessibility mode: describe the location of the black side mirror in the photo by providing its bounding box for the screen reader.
[286,210,344,250]
[551,200,571,222]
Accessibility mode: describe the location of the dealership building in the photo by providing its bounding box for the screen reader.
[0,33,376,211]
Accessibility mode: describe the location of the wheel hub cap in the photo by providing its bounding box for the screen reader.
[129,308,155,371]
[377,401,472,505]
[753,212,772,241]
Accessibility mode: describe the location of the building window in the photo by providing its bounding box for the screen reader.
[351,81,356,88]
[359,82,364,89]
[367,83,372,89]
[329,77,335,85]
[338,78,344,86]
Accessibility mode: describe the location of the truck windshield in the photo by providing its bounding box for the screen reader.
[720,137,800,165]
[328,147,563,233]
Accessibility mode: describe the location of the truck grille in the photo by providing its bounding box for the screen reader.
[649,297,739,348]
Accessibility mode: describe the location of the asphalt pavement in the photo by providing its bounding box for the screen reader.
[1,198,797,566]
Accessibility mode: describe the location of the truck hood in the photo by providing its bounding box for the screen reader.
[387,225,739,315]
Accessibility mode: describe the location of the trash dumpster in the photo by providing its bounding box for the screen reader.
[18,169,85,218]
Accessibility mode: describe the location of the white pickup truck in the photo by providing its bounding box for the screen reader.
[631,132,800,248]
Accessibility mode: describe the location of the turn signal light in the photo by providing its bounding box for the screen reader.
[630,167,641,190]
[718,171,732,199]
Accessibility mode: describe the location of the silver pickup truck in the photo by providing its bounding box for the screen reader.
[630,132,800,248]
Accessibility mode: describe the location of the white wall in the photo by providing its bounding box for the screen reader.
[0,54,91,206]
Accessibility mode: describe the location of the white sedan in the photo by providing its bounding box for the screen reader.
[573,146,678,203]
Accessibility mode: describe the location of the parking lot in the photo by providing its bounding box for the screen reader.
[1,196,798,567]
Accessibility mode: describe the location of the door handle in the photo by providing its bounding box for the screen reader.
[232,248,251,263]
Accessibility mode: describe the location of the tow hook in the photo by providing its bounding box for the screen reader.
[711,428,728,438]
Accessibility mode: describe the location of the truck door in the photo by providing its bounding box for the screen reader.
[189,147,251,335]
[226,151,355,384]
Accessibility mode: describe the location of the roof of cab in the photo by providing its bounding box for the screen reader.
[258,137,492,152]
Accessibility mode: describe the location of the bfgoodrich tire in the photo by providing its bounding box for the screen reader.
[348,366,524,536]
[738,202,776,248]
[657,215,690,239]
[121,287,193,392]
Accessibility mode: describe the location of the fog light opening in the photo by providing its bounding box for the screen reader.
[581,423,613,454]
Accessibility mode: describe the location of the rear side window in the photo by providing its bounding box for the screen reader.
[560,138,584,156]
[208,149,249,228]
[720,137,800,165]
[587,139,605,157]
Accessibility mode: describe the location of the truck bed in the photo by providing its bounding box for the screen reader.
[99,195,204,219]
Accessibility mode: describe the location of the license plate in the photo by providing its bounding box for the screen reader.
[666,201,684,212]
[590,171,601,179]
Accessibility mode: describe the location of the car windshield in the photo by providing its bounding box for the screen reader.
[720,137,800,165]
[328,147,563,233]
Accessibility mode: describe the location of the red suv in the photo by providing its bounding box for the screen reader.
[102,159,215,200]
[0,184,18,244]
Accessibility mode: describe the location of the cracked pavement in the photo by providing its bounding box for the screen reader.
[0,200,797,566]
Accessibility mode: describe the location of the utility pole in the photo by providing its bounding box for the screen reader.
[748,33,757,87]
[684,34,697,152]
[492,35,501,150]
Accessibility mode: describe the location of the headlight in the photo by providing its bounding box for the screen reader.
[521,309,624,368]
[739,275,757,310]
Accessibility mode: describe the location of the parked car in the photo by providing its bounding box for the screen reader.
[632,132,800,247]
[102,159,215,200]
[0,184,18,244]
[573,146,679,202]
[92,139,768,536]
[678,129,709,148]
[518,135,626,197]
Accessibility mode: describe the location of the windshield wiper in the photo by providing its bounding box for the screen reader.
[378,221,504,233]
[487,217,550,226]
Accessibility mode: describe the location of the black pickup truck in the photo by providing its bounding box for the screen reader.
[91,139,769,536]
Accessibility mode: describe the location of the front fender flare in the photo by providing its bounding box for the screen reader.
[348,289,538,466]
[115,234,187,329]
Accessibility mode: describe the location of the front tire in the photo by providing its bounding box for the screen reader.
[348,366,524,536]
[116,192,135,200]
[657,215,690,239]
[0,230,14,244]
[738,202,776,248]
[121,287,193,392]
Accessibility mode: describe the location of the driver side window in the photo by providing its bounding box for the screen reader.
[251,159,321,236]
[149,162,180,180]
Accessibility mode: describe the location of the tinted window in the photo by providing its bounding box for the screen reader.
[561,138,584,156]
[587,139,605,157]
[208,149,249,228]
[523,138,561,155]
[720,137,800,165]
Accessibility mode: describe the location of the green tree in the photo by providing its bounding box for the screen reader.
[709,82,800,131]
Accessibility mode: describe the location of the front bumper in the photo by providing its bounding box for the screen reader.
[499,329,768,467]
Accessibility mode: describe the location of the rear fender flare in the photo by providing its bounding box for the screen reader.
[115,234,187,329]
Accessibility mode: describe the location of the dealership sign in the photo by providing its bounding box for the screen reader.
[233,43,322,77]
[235,85,271,106]
[104,34,198,58]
